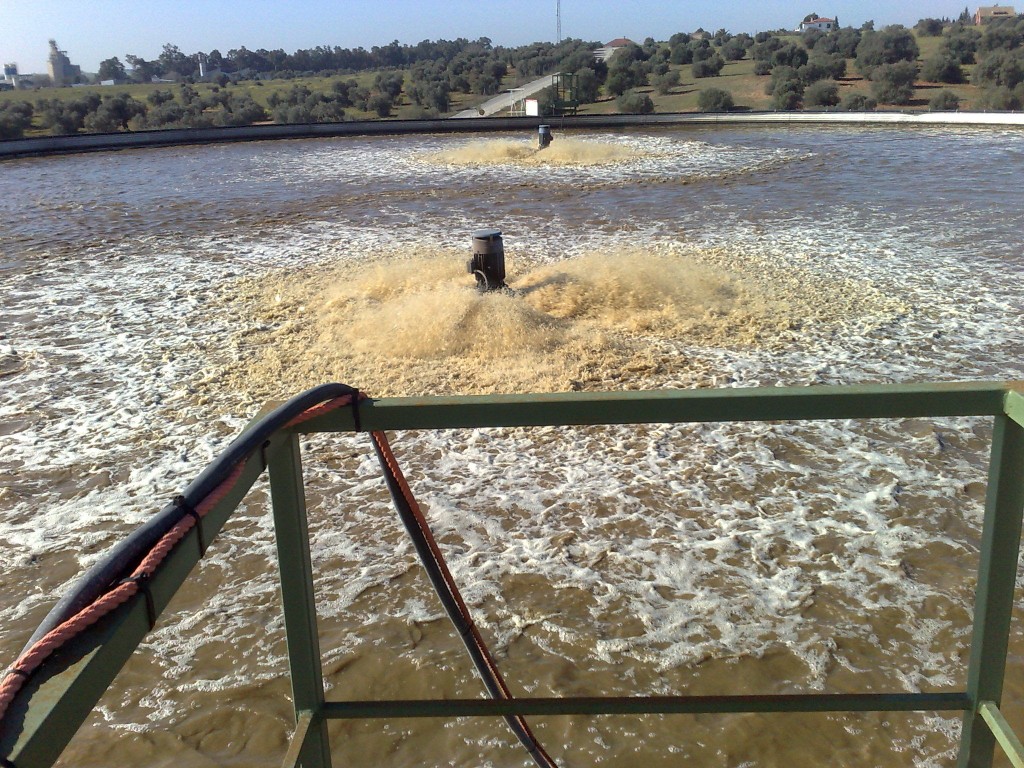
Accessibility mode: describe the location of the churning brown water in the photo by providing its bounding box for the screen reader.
[424,137,643,166]
[225,245,897,398]
[1,127,1023,768]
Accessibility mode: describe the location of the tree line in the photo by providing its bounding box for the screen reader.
[703,13,1024,113]
[0,37,600,138]
[93,37,592,88]
[540,14,1022,116]
[4,15,1024,138]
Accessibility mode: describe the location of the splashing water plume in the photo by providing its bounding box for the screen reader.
[424,138,644,166]
[218,243,891,400]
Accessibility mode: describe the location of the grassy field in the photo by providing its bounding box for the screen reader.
[574,53,982,115]
[571,31,980,114]
[0,31,986,136]
[0,68,497,133]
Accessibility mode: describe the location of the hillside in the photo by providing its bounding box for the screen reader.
[2,20,1020,139]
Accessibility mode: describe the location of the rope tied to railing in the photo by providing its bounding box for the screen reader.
[0,458,246,723]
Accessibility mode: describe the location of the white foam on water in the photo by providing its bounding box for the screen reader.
[236,132,808,190]
[1,127,1022,767]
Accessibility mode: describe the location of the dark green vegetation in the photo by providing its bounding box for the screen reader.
[3,13,1024,138]
[697,87,734,112]
[0,101,33,139]
[0,38,598,137]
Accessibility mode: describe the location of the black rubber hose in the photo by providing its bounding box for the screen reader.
[22,383,358,652]
[371,434,558,768]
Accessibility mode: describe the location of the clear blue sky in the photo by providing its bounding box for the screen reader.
[2,0,978,74]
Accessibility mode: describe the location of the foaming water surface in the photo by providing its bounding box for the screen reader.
[1,126,1023,767]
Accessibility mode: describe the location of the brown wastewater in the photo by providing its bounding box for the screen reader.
[1,126,1023,767]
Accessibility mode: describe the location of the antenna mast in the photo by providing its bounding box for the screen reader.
[556,0,562,42]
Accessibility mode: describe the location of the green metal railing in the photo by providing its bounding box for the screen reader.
[2,381,1024,768]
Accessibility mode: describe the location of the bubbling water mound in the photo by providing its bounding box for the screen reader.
[424,138,643,167]
[517,252,786,343]
[322,258,566,360]
[217,247,812,400]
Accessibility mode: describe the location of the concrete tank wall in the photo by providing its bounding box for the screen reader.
[2,112,1023,160]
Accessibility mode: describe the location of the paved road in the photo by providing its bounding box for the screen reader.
[450,74,556,119]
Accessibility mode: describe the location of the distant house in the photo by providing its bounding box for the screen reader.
[974,5,1016,24]
[594,38,636,62]
[799,15,839,31]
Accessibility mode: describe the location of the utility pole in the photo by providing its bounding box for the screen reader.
[556,0,562,43]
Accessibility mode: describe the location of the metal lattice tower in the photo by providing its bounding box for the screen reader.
[556,0,561,42]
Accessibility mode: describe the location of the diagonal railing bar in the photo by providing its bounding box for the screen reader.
[979,702,1024,768]
[0,437,274,766]
[281,712,317,768]
[1005,389,1024,429]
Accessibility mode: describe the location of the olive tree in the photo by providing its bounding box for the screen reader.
[929,90,961,110]
[870,61,918,104]
[616,90,654,113]
[697,87,734,111]
[804,80,840,107]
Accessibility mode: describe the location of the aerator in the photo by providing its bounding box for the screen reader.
[467,228,507,292]
[538,124,553,149]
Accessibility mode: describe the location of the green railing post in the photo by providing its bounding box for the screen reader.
[268,434,332,768]
[959,413,1024,768]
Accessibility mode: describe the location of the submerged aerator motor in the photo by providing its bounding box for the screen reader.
[467,229,507,291]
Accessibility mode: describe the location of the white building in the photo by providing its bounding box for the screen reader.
[593,38,636,62]
[799,16,839,32]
